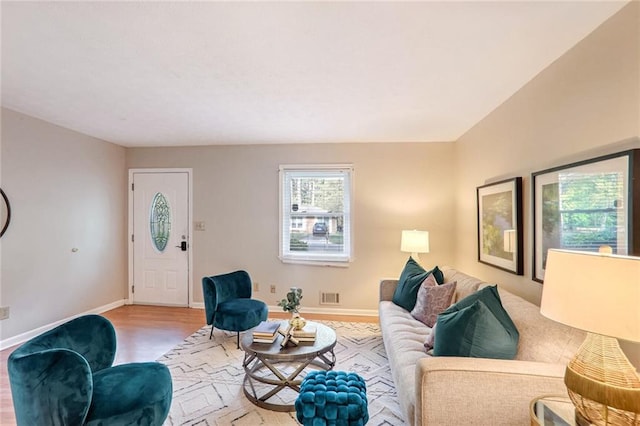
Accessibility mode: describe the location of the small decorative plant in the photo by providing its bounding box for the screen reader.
[277,287,303,314]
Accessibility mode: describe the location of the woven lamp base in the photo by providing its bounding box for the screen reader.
[564,333,640,425]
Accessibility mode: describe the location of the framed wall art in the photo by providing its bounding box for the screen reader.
[532,149,640,282]
[477,177,523,275]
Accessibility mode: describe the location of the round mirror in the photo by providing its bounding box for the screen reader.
[1,188,11,238]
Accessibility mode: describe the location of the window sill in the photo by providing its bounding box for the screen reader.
[279,257,351,268]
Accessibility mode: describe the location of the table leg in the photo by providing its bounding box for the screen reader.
[242,352,335,412]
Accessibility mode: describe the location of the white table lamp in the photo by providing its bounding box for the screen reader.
[540,249,640,425]
[401,230,429,263]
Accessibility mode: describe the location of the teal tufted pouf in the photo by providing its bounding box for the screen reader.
[295,370,369,426]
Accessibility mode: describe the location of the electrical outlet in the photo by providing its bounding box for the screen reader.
[253,281,259,292]
[270,285,276,294]
[0,306,10,320]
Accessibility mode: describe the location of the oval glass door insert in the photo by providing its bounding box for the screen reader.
[150,192,171,252]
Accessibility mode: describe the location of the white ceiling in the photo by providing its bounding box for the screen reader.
[1,1,629,147]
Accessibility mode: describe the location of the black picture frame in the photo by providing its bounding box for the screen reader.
[1,188,11,238]
[532,149,640,283]
[477,177,523,275]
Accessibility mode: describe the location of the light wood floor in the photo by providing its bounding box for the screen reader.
[0,305,377,425]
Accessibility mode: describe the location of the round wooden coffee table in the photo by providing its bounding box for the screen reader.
[240,321,337,412]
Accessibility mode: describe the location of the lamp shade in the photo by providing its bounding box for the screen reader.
[400,230,430,254]
[540,249,640,343]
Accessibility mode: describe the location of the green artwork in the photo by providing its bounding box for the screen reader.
[533,152,632,281]
[541,182,560,270]
[545,172,622,260]
[482,190,513,261]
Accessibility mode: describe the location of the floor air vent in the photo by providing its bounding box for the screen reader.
[320,292,340,305]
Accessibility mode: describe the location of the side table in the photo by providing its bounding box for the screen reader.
[240,321,337,412]
[530,395,576,426]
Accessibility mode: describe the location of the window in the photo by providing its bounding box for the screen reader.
[279,164,353,265]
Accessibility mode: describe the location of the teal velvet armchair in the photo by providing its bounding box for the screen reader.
[8,314,172,426]
[202,270,268,348]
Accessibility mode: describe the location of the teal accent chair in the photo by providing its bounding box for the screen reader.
[8,315,172,426]
[202,270,268,348]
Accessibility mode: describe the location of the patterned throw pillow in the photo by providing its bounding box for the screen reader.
[410,276,457,327]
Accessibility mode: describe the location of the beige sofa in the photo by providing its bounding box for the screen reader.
[379,267,585,425]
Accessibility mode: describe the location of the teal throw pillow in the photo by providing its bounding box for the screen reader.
[432,285,519,359]
[392,257,444,311]
[431,265,444,285]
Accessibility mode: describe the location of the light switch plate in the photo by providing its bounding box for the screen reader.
[194,221,206,231]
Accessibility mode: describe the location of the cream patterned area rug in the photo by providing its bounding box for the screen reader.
[158,321,403,425]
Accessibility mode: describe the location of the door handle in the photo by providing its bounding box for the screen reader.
[175,241,187,251]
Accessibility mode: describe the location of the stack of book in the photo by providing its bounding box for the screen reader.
[291,324,317,342]
[277,323,318,348]
[251,321,280,344]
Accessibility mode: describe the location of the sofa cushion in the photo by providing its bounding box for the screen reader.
[494,287,585,363]
[410,276,457,327]
[433,286,519,359]
[392,257,444,311]
[442,267,483,303]
[378,300,432,424]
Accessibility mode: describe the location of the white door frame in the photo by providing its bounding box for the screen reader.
[128,168,193,307]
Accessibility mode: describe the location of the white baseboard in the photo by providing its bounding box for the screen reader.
[267,305,378,318]
[191,302,376,318]
[0,299,127,351]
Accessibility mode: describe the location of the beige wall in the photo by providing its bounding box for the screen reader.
[127,142,456,311]
[0,108,128,340]
[453,2,639,366]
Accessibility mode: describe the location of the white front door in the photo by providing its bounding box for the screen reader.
[130,170,190,306]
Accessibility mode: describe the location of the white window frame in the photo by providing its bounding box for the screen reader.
[279,164,354,266]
